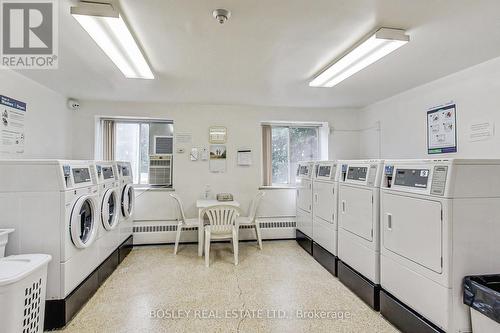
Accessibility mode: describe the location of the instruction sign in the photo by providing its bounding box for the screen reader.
[1,95,26,154]
[427,104,457,154]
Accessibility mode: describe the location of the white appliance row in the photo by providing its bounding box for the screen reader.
[295,162,314,254]
[0,159,135,330]
[295,158,500,333]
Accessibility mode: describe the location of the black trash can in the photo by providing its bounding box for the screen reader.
[463,275,500,332]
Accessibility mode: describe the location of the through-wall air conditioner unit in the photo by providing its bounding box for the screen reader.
[154,136,173,155]
[149,155,172,186]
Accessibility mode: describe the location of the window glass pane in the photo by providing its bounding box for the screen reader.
[115,123,140,184]
[271,127,289,184]
[107,120,174,187]
[289,127,319,183]
[149,123,174,155]
[139,124,149,184]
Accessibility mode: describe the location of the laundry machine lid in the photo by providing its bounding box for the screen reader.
[70,195,98,248]
[101,188,119,230]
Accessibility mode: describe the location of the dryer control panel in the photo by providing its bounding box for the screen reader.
[393,169,430,188]
[314,161,339,181]
[340,160,384,187]
[382,161,448,196]
[296,162,314,180]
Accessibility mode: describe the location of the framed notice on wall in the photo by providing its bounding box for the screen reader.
[427,104,457,154]
[1,95,26,155]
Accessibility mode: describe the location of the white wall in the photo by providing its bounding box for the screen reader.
[359,56,500,159]
[71,101,361,219]
[0,70,72,159]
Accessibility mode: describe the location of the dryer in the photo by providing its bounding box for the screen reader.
[338,159,384,309]
[0,160,100,301]
[312,161,341,275]
[94,161,121,264]
[116,161,135,245]
[295,161,314,254]
[379,159,500,333]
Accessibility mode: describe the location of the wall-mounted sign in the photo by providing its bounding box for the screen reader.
[190,147,198,161]
[176,133,192,144]
[468,121,495,142]
[0,95,26,155]
[427,104,457,154]
[237,148,252,166]
[209,144,226,173]
[209,126,227,143]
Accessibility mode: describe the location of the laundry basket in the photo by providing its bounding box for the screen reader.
[0,228,14,257]
[0,254,52,333]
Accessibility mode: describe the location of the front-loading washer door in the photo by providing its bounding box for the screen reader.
[121,184,135,218]
[382,193,443,274]
[70,195,98,248]
[339,185,373,242]
[101,189,119,230]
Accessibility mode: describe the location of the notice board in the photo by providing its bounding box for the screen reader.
[1,95,26,154]
[427,104,457,154]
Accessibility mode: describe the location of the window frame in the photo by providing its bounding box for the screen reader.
[262,121,328,187]
[96,116,174,188]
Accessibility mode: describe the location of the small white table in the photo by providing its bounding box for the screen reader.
[196,199,240,256]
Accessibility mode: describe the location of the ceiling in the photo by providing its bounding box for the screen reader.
[17,0,500,108]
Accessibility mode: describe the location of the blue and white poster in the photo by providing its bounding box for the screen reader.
[427,104,457,154]
[1,95,26,154]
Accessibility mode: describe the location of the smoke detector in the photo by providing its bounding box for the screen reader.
[212,9,230,24]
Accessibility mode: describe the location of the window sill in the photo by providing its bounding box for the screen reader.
[133,186,175,191]
[259,186,297,190]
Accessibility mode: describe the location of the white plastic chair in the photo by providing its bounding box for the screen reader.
[201,205,241,267]
[237,192,265,249]
[170,194,199,254]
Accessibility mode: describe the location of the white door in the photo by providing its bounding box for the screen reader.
[297,180,312,213]
[382,193,443,274]
[121,184,135,218]
[339,185,373,241]
[70,195,98,248]
[101,189,119,230]
[313,181,336,224]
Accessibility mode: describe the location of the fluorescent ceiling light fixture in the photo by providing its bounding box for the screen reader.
[309,28,409,88]
[71,2,154,79]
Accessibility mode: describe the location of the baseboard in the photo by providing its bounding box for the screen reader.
[312,242,338,276]
[338,261,380,311]
[133,217,296,245]
[44,235,133,330]
[295,229,313,255]
[380,290,445,333]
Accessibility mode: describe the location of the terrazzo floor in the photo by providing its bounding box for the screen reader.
[55,240,399,333]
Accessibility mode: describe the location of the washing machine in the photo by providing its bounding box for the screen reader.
[93,161,121,264]
[312,160,341,275]
[295,161,314,254]
[0,160,100,327]
[116,161,135,246]
[379,159,500,333]
[337,159,384,309]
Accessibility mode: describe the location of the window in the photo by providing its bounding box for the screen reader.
[98,118,173,187]
[262,123,327,186]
